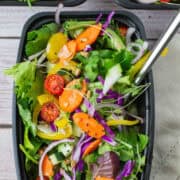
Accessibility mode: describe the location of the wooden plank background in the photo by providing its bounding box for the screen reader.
[0,0,179,179]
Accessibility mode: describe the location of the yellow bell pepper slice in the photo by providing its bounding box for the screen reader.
[37,124,72,140]
[55,118,69,129]
[48,60,79,76]
[107,119,139,126]
[37,94,59,106]
[128,51,150,81]
[46,32,67,63]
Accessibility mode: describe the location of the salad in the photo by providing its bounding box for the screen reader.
[5,11,151,180]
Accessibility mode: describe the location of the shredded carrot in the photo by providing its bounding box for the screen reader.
[76,24,102,51]
[42,155,54,177]
[83,139,101,157]
[73,112,105,139]
[59,79,87,112]
[95,176,114,180]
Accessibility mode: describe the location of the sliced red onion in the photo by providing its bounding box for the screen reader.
[72,133,86,166]
[102,135,117,146]
[84,45,93,52]
[39,139,74,180]
[83,98,95,117]
[60,168,72,180]
[55,3,64,25]
[96,13,103,24]
[50,121,57,132]
[126,27,136,45]
[54,172,62,180]
[116,160,135,180]
[72,167,76,180]
[72,134,93,167]
[101,11,115,35]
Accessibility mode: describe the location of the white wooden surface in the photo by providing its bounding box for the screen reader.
[0,0,179,179]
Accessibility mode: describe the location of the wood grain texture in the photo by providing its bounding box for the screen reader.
[0,129,16,180]
[0,0,178,39]
[0,39,19,125]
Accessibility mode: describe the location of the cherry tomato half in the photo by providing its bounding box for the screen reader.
[40,102,60,122]
[44,74,65,96]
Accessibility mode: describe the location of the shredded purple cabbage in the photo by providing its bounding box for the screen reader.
[101,11,115,35]
[54,172,62,180]
[98,75,105,84]
[96,13,103,24]
[50,122,57,132]
[84,45,93,52]
[77,159,85,172]
[102,135,117,146]
[75,108,82,113]
[94,111,115,138]
[95,89,123,106]
[116,160,135,180]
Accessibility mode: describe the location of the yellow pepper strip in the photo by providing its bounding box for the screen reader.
[128,51,150,81]
[107,119,139,126]
[37,124,72,140]
[54,118,69,129]
[48,60,79,76]
[33,103,42,124]
[37,94,59,106]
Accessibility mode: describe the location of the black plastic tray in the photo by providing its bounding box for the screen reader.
[114,0,180,9]
[0,0,86,6]
[13,11,155,180]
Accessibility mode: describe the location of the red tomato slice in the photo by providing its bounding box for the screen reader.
[40,102,60,122]
[44,74,65,96]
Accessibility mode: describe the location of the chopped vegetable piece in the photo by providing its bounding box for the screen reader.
[26,23,59,57]
[37,94,59,106]
[40,102,60,122]
[58,40,77,62]
[83,139,101,157]
[42,155,54,177]
[107,119,140,126]
[76,24,102,51]
[103,64,122,95]
[73,112,105,139]
[44,74,65,96]
[46,32,67,63]
[59,79,87,112]
[37,124,72,140]
[95,176,114,180]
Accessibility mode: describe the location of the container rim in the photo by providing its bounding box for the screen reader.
[114,0,180,9]
[0,0,86,7]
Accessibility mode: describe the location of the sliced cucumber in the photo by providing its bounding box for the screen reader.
[58,143,73,157]
[49,152,64,165]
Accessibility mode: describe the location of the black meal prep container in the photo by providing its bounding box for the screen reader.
[114,0,180,9]
[13,11,155,180]
[0,0,86,6]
